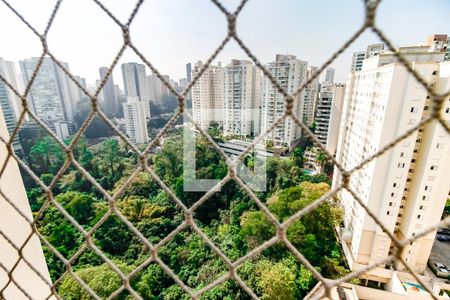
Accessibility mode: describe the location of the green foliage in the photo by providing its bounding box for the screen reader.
[56,191,96,225]
[29,135,64,174]
[240,211,275,246]
[114,172,160,199]
[94,215,133,256]
[58,262,133,299]
[255,259,297,300]
[23,131,348,298]
[91,138,134,190]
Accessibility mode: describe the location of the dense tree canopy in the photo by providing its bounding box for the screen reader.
[23,130,347,299]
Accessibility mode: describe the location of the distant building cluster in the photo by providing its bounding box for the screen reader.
[191,54,345,151]
[0,57,188,148]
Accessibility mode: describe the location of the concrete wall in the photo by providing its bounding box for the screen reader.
[0,108,53,299]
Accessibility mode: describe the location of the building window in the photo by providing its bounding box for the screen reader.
[410,107,418,113]
[389,202,393,206]
[417,215,421,219]
[430,165,437,170]
[391,192,397,197]
[398,163,405,168]
[387,211,390,216]
[393,183,397,187]
[424,105,429,111]
[425,186,430,191]
[419,205,424,210]
[422,195,427,200]
[400,152,405,157]
[437,143,444,149]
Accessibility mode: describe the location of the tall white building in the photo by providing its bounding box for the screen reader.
[333,46,450,273]
[0,58,23,153]
[365,43,384,58]
[351,43,385,72]
[0,106,52,299]
[147,74,163,107]
[324,67,335,84]
[351,51,366,73]
[123,96,149,145]
[121,63,151,118]
[325,84,345,155]
[99,67,118,117]
[191,61,224,130]
[20,57,79,140]
[261,54,308,148]
[223,59,261,136]
[314,82,345,154]
[302,66,319,126]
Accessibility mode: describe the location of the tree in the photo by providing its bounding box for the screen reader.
[56,191,96,225]
[292,147,305,168]
[315,152,329,173]
[94,215,133,256]
[58,262,133,299]
[91,138,134,190]
[240,211,275,247]
[266,182,345,273]
[113,172,159,199]
[256,259,297,300]
[208,123,221,139]
[153,139,183,184]
[134,264,170,299]
[29,135,64,174]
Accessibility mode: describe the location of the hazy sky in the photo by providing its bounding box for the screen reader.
[1,0,449,89]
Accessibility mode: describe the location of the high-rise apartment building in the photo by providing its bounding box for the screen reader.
[261,54,307,148]
[0,58,23,153]
[72,75,87,103]
[324,84,345,155]
[365,43,384,58]
[191,61,224,130]
[186,63,192,84]
[324,67,335,84]
[123,96,149,145]
[426,33,449,61]
[302,66,319,126]
[314,82,345,153]
[223,59,261,136]
[351,43,385,72]
[186,63,192,100]
[351,51,366,73]
[147,74,163,107]
[99,67,118,117]
[19,57,79,140]
[0,106,52,299]
[333,46,450,273]
[121,63,151,119]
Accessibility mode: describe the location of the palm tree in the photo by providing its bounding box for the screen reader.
[315,151,329,173]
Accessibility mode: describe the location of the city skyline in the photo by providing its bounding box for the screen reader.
[0,0,449,87]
